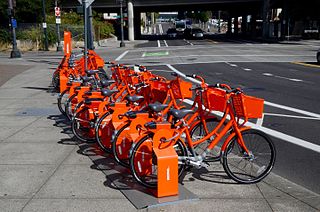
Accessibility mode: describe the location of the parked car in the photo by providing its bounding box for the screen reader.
[167,28,178,38]
[184,28,204,39]
[317,49,320,64]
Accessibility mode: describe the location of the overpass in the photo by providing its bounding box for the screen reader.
[62,0,319,41]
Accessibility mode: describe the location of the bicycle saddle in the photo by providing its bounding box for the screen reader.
[126,95,144,103]
[101,88,118,97]
[169,109,194,119]
[148,103,168,113]
[81,76,91,83]
[100,80,115,88]
[86,70,99,76]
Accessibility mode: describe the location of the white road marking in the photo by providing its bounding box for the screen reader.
[264,101,320,118]
[150,69,173,73]
[225,62,238,67]
[263,72,303,82]
[243,68,252,71]
[183,39,194,46]
[157,40,161,47]
[115,50,129,61]
[163,40,168,47]
[167,64,320,154]
[264,113,320,120]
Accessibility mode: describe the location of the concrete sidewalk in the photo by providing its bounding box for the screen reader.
[0,58,319,211]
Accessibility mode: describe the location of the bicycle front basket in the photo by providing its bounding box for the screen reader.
[151,80,168,103]
[203,87,227,112]
[170,78,193,99]
[232,93,264,119]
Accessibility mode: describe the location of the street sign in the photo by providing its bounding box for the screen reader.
[56,18,61,24]
[78,0,94,8]
[55,7,61,17]
[11,19,17,28]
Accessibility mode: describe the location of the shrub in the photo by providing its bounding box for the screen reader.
[0,29,11,43]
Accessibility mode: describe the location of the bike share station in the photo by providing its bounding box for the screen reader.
[65,0,199,209]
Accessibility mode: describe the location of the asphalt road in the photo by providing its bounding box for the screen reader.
[146,62,320,194]
[106,38,320,194]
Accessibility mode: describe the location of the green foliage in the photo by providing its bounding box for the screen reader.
[0,29,10,43]
[93,20,114,39]
[17,27,41,42]
[47,11,83,25]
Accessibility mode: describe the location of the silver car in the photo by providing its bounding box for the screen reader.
[191,28,204,39]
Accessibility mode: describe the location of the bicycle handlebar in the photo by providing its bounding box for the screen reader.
[186,74,205,84]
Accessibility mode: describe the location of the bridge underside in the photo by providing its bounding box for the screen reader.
[64,0,262,12]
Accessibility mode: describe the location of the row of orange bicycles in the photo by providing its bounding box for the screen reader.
[53,50,276,189]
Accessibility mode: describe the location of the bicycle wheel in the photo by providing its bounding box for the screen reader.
[65,94,77,121]
[190,118,221,162]
[57,88,69,115]
[52,71,60,92]
[71,107,96,143]
[222,129,276,184]
[95,111,113,153]
[112,122,131,168]
[130,135,187,188]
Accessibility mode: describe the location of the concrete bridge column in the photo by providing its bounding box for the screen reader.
[128,0,134,41]
[234,16,239,35]
[262,0,270,39]
[241,15,247,35]
[227,16,232,36]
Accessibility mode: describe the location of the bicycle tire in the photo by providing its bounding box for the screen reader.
[65,93,77,121]
[130,134,187,188]
[71,107,96,143]
[57,88,69,115]
[222,129,276,184]
[52,71,60,92]
[95,111,113,153]
[111,123,131,168]
[189,118,221,162]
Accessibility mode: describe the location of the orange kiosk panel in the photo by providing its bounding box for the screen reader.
[153,129,179,198]
[63,31,72,57]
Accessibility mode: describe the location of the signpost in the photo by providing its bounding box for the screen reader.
[54,1,62,51]
[78,0,95,71]
[117,0,125,47]
[7,0,21,58]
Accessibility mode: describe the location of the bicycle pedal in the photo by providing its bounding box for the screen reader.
[201,161,210,168]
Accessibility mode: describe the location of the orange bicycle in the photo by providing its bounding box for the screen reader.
[129,76,276,188]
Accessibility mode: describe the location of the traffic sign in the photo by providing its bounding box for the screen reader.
[11,19,17,28]
[78,0,94,8]
[55,7,61,17]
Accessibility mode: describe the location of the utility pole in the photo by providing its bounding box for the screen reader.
[82,0,88,71]
[55,0,62,51]
[7,0,21,58]
[218,10,221,33]
[42,0,49,51]
[87,6,94,50]
[119,0,125,47]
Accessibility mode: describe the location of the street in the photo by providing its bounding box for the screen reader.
[97,37,320,194]
[8,35,320,195]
